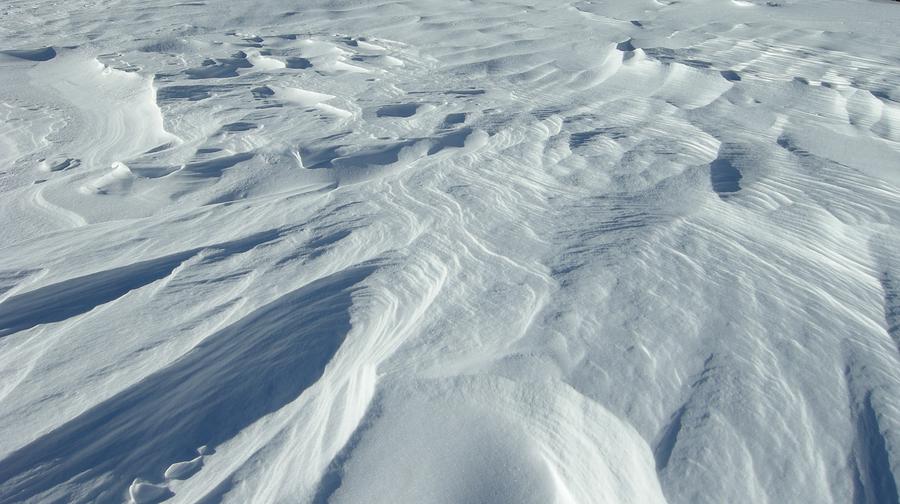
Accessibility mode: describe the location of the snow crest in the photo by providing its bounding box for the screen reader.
[2,0,900,503]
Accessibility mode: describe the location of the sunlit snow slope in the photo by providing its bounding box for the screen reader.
[2,0,900,503]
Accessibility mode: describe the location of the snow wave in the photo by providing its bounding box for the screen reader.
[2,0,900,503]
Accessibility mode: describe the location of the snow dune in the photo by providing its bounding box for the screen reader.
[1,0,900,503]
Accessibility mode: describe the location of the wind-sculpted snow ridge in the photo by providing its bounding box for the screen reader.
[1,0,900,503]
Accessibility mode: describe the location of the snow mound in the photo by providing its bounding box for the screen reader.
[328,376,666,504]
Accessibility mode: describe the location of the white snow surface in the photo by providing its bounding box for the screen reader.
[1,0,900,503]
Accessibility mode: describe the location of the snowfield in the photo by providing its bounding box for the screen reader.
[1,0,900,502]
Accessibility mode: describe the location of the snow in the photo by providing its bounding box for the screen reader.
[1,0,900,503]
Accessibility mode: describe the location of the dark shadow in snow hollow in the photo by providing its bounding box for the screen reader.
[0,47,57,61]
[710,157,742,197]
[0,230,282,338]
[0,265,376,503]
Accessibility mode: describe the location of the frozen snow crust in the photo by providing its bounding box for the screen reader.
[1,0,900,503]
